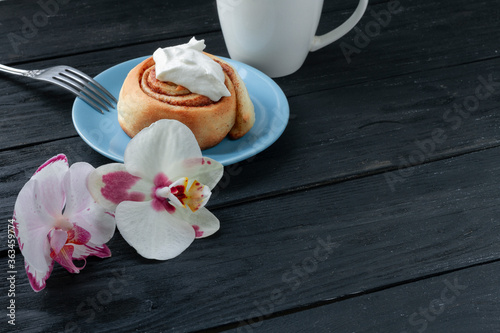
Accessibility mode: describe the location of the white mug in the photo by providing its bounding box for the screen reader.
[216,0,369,78]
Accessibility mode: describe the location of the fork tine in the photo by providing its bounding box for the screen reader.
[65,68,117,104]
[57,72,111,110]
[50,76,105,113]
[53,75,110,112]
[74,93,106,114]
[60,71,115,108]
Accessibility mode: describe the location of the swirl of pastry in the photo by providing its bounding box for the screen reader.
[117,53,255,150]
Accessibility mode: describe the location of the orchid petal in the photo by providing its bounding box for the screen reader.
[63,162,100,217]
[33,154,68,176]
[172,156,223,190]
[72,242,111,261]
[116,200,196,260]
[30,154,68,218]
[14,180,54,273]
[174,207,220,239]
[24,260,54,292]
[67,225,92,245]
[185,180,212,212]
[69,204,116,246]
[88,163,151,212]
[124,120,202,181]
[64,163,116,244]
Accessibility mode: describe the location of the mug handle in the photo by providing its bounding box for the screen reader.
[310,0,369,52]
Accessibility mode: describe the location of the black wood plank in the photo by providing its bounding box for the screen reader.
[2,143,500,332]
[0,0,380,63]
[288,0,500,97]
[237,261,500,333]
[213,58,500,206]
[1,0,499,151]
[0,0,220,63]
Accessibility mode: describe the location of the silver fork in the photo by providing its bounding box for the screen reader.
[0,64,117,113]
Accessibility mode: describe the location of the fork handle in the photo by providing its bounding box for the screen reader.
[0,64,31,77]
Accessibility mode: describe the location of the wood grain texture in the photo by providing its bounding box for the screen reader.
[0,0,220,63]
[0,0,385,63]
[288,0,500,97]
[243,262,500,333]
[3,144,500,332]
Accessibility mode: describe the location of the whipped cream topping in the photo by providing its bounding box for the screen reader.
[153,37,231,101]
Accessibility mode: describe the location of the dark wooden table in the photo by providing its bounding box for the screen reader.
[1,0,500,332]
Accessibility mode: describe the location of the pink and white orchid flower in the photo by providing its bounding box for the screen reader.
[88,119,223,260]
[13,154,116,292]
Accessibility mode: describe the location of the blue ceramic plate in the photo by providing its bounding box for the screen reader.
[72,56,289,166]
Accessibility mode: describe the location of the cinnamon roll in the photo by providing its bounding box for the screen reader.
[117,53,255,150]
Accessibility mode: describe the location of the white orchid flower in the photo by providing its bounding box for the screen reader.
[88,119,224,260]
